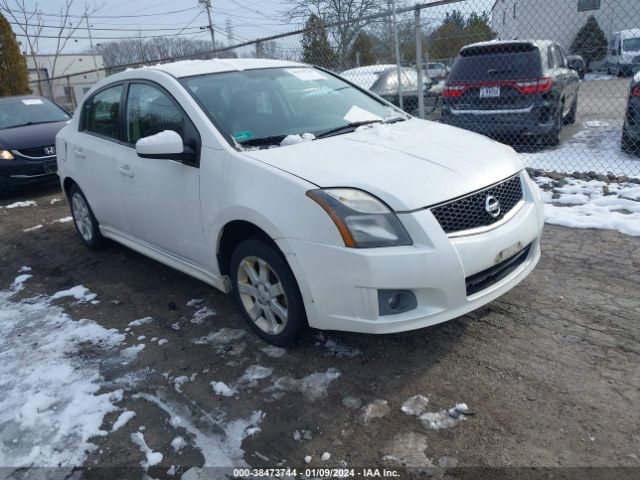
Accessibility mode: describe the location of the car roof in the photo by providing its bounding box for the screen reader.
[615,29,640,38]
[138,58,306,78]
[461,39,556,52]
[0,95,49,103]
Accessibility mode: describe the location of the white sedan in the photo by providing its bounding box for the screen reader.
[56,58,544,346]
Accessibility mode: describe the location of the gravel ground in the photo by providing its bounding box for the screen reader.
[1,184,639,480]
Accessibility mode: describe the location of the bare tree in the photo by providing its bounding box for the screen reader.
[284,0,387,61]
[0,0,100,97]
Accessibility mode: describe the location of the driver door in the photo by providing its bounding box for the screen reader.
[113,81,208,267]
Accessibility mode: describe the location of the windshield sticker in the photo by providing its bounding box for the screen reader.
[234,131,254,142]
[285,68,327,82]
[343,105,383,123]
[22,99,44,105]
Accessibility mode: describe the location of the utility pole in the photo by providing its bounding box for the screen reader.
[85,14,100,77]
[391,0,403,110]
[199,0,216,54]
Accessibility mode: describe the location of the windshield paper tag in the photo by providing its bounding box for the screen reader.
[285,68,327,81]
[22,99,44,105]
[343,105,382,123]
[234,131,254,142]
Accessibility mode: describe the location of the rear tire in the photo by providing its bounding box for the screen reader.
[68,184,106,250]
[564,98,577,125]
[230,238,307,346]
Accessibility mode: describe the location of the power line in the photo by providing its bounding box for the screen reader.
[12,30,208,40]
[0,6,199,19]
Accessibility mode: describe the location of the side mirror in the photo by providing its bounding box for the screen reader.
[135,130,196,163]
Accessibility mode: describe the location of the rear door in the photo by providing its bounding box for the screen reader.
[69,84,130,233]
[112,81,209,266]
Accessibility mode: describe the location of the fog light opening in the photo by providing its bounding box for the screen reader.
[378,290,417,317]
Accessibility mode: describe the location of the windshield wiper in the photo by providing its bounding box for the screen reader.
[316,116,408,140]
[5,120,66,129]
[237,135,287,148]
[315,120,383,139]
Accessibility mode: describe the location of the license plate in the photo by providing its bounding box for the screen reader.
[480,86,501,98]
[495,241,524,264]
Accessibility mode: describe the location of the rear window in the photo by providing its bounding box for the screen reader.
[448,44,542,83]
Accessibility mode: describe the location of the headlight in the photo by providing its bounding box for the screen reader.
[1,150,14,160]
[307,188,412,248]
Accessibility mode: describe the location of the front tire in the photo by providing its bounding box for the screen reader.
[69,184,106,250]
[230,239,307,346]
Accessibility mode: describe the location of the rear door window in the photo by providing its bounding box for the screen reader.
[448,45,542,83]
[83,85,123,140]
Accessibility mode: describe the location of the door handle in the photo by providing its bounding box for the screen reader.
[118,165,134,177]
[74,149,86,159]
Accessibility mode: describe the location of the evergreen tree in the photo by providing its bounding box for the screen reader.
[570,16,607,70]
[429,10,495,60]
[301,14,335,69]
[0,13,31,97]
[349,32,377,66]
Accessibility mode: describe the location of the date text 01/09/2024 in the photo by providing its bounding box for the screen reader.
[232,468,401,477]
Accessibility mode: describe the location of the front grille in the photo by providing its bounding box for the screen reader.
[16,146,55,158]
[466,243,532,296]
[431,174,523,235]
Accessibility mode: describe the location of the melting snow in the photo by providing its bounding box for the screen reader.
[53,216,73,223]
[2,200,37,209]
[418,404,470,430]
[362,399,390,423]
[383,432,433,468]
[535,177,640,236]
[194,328,246,345]
[0,273,125,467]
[261,345,286,358]
[131,432,163,470]
[171,436,187,452]
[23,224,43,232]
[190,306,216,325]
[112,410,136,432]
[51,285,98,303]
[401,395,430,416]
[128,316,153,327]
[133,390,263,467]
[121,343,145,360]
[266,368,341,401]
[211,381,236,397]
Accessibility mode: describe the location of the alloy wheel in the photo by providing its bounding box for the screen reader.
[236,255,288,335]
[71,192,93,242]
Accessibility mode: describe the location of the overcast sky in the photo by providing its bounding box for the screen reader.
[2,0,495,54]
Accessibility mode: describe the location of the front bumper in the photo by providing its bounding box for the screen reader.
[280,173,544,334]
[0,154,58,188]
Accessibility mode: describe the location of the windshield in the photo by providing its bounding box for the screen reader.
[0,98,70,130]
[449,47,542,82]
[623,37,640,52]
[181,67,401,147]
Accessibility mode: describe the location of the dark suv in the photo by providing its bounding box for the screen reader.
[442,40,580,146]
[0,95,71,189]
[622,73,640,152]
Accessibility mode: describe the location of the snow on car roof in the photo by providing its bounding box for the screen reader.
[340,64,398,90]
[462,39,555,51]
[142,58,306,78]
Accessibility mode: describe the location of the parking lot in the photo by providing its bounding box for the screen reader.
[1,175,639,479]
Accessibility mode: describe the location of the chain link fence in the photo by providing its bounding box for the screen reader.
[28,0,640,178]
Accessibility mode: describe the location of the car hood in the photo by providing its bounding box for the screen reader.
[242,119,525,211]
[0,121,70,150]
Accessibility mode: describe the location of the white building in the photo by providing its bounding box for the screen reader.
[491,0,640,65]
[26,54,105,110]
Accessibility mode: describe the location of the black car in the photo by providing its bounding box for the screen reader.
[0,95,71,189]
[441,40,580,146]
[567,55,586,80]
[622,72,640,152]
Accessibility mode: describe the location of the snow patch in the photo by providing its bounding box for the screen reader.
[362,399,390,423]
[2,200,37,209]
[112,411,136,432]
[193,328,246,346]
[171,436,187,452]
[401,395,430,416]
[121,343,145,360]
[0,275,125,467]
[23,224,43,232]
[418,403,470,430]
[131,432,163,470]
[383,432,433,468]
[128,316,153,327]
[191,306,216,325]
[134,391,263,467]
[53,216,73,223]
[51,285,98,303]
[261,345,286,358]
[211,381,236,397]
[266,368,341,401]
[280,133,315,146]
